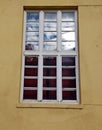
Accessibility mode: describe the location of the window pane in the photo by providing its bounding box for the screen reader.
[24,68,38,76]
[43,90,56,100]
[62,91,76,100]
[26,23,39,31]
[24,79,37,87]
[62,42,75,51]
[26,32,39,41]
[43,68,56,76]
[62,79,76,88]
[43,42,57,51]
[62,12,75,21]
[62,32,75,41]
[43,79,56,87]
[43,57,56,66]
[27,12,39,22]
[62,22,75,31]
[44,32,57,41]
[62,68,75,77]
[62,57,75,66]
[44,12,57,21]
[23,90,37,99]
[25,56,38,66]
[25,42,39,50]
[44,22,57,31]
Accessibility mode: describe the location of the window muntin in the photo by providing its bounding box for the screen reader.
[21,10,79,103]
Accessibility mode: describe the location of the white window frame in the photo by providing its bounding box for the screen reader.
[20,10,80,104]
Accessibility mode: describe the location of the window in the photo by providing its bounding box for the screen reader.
[21,10,79,103]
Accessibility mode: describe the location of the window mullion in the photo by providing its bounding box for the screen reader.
[38,55,43,101]
[75,11,78,54]
[57,10,61,51]
[75,56,80,103]
[57,55,62,101]
[39,11,44,52]
[37,11,44,101]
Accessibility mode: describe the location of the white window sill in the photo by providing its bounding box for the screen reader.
[16,102,83,109]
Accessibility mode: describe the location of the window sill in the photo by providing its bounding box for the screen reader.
[16,102,83,109]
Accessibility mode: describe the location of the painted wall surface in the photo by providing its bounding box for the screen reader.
[0,0,102,130]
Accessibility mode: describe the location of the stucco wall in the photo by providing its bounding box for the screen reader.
[0,0,102,130]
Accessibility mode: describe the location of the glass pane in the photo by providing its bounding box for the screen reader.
[62,68,75,77]
[24,79,37,87]
[62,57,75,66]
[25,56,38,66]
[27,12,39,21]
[24,68,38,76]
[62,91,76,100]
[44,12,57,21]
[44,32,57,41]
[26,32,39,41]
[44,22,56,31]
[62,22,75,31]
[43,68,56,76]
[62,79,76,88]
[62,32,75,41]
[26,23,39,31]
[43,90,56,100]
[43,42,57,51]
[25,42,39,50]
[43,79,56,87]
[62,42,75,51]
[23,90,37,99]
[62,12,75,21]
[43,57,56,66]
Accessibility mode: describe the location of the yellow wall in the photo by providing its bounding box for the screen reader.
[0,0,102,130]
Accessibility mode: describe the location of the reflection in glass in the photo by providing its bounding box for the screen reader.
[44,32,57,41]
[43,68,56,76]
[25,56,38,66]
[24,68,38,76]
[44,12,57,21]
[62,12,75,21]
[24,79,37,87]
[44,22,56,31]
[43,79,56,87]
[43,57,56,66]
[25,42,39,50]
[27,12,39,21]
[43,90,56,100]
[62,79,76,88]
[62,68,75,77]
[62,32,75,41]
[43,42,57,51]
[62,42,75,51]
[23,90,37,99]
[26,32,39,41]
[62,22,75,31]
[62,91,76,100]
[26,23,39,31]
[62,57,75,66]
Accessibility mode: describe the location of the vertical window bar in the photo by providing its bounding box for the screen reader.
[57,55,62,101]
[75,11,80,103]
[23,11,27,52]
[75,56,80,103]
[57,11,61,51]
[39,11,44,52]
[37,11,44,101]
[75,11,78,53]
[38,55,43,101]
[20,55,25,102]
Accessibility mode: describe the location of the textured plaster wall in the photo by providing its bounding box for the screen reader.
[0,0,102,130]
